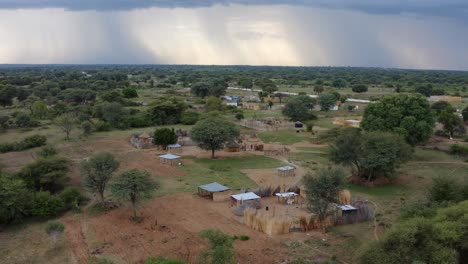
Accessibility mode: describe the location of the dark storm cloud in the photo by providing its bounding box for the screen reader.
[0,0,467,20]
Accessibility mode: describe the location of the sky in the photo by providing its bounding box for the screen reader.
[0,0,467,70]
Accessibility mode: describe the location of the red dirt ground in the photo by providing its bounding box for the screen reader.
[66,194,290,264]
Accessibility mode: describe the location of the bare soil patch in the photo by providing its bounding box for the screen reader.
[85,193,289,263]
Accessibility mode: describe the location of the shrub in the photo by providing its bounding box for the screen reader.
[449,144,468,156]
[59,187,83,210]
[31,192,65,218]
[428,177,463,203]
[126,115,150,128]
[180,112,199,125]
[94,120,111,132]
[145,257,185,264]
[235,112,244,121]
[45,220,65,234]
[0,134,47,153]
[81,121,93,136]
[38,145,58,158]
[17,156,69,193]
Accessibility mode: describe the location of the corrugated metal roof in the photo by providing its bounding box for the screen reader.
[231,192,260,201]
[337,205,357,211]
[277,166,295,171]
[158,153,181,160]
[199,182,230,192]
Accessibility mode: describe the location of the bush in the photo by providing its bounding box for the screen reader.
[81,121,93,136]
[126,115,150,128]
[59,187,83,210]
[31,192,65,218]
[38,145,58,158]
[45,220,65,234]
[449,144,468,156]
[428,177,463,203]
[0,134,47,153]
[94,121,111,132]
[235,112,244,121]
[180,112,199,125]
[145,257,186,264]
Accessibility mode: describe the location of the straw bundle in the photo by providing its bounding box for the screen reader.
[339,189,351,205]
[299,215,334,231]
[243,208,292,235]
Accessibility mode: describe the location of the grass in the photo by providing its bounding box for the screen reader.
[157,155,285,195]
[296,145,329,152]
[258,130,309,145]
[289,152,331,170]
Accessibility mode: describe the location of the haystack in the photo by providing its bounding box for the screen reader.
[339,189,351,204]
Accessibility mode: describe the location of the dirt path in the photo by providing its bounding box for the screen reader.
[63,214,89,264]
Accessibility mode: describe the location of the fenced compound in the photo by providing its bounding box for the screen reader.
[243,207,293,235]
[241,119,296,132]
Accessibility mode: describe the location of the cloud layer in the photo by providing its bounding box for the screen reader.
[0,0,467,20]
[0,3,467,70]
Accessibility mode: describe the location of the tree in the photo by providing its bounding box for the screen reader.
[438,108,463,139]
[352,84,368,93]
[31,100,49,120]
[332,79,347,88]
[17,156,69,193]
[0,85,17,107]
[55,113,76,140]
[238,77,253,88]
[358,201,468,264]
[313,85,324,94]
[94,102,128,128]
[257,78,277,95]
[191,82,210,98]
[330,130,412,182]
[122,87,138,98]
[205,96,224,112]
[191,117,240,159]
[318,92,337,111]
[431,101,451,115]
[282,95,315,121]
[180,112,199,125]
[100,90,123,103]
[361,94,435,145]
[0,174,31,224]
[81,152,119,203]
[153,128,178,150]
[415,84,433,97]
[303,167,346,231]
[111,169,159,220]
[148,97,187,125]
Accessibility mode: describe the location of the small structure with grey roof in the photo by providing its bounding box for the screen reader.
[198,182,232,201]
[158,153,182,166]
[277,165,296,177]
[167,143,182,153]
[230,192,261,208]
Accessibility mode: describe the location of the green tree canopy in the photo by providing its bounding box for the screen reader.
[330,129,412,182]
[361,94,435,145]
[303,167,346,230]
[282,95,315,121]
[318,92,338,111]
[81,152,119,203]
[122,87,138,98]
[111,169,159,219]
[31,100,49,120]
[148,97,187,125]
[0,174,31,224]
[17,156,69,193]
[153,128,178,149]
[352,84,368,93]
[358,201,468,264]
[205,96,224,112]
[191,116,240,158]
